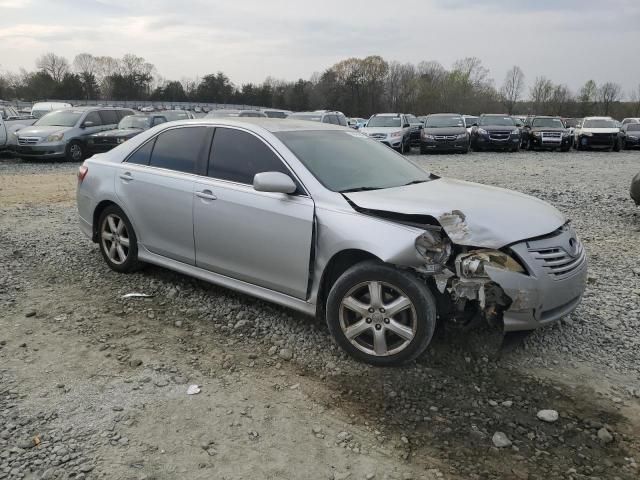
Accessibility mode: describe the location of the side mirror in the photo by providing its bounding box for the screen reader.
[253,171,297,194]
[82,121,95,129]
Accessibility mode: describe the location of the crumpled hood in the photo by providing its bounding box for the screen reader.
[16,125,70,138]
[344,178,566,248]
[90,128,142,138]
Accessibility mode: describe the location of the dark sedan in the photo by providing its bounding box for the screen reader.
[631,171,640,206]
[621,123,640,149]
[470,115,521,152]
[420,114,469,154]
[522,116,572,151]
[88,114,167,153]
[405,114,424,146]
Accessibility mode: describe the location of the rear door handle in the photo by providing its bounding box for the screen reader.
[196,190,217,201]
[119,172,133,182]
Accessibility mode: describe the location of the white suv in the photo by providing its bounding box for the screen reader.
[359,113,412,153]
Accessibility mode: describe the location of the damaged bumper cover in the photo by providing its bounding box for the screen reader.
[441,225,587,332]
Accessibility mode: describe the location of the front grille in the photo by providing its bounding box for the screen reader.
[434,135,457,142]
[18,136,40,145]
[541,131,562,143]
[528,238,586,280]
[488,131,510,141]
[370,133,386,139]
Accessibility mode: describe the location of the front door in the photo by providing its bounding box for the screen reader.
[193,127,314,299]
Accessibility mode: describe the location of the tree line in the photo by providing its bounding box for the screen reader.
[1,52,639,118]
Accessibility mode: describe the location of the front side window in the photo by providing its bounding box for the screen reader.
[84,111,103,126]
[149,127,210,173]
[208,128,293,186]
[337,114,348,127]
[99,110,119,125]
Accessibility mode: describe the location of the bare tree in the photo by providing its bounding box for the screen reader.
[597,82,622,115]
[500,65,525,114]
[73,53,97,77]
[529,76,555,114]
[35,52,69,82]
[549,84,572,115]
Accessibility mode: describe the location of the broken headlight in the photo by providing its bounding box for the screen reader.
[455,250,524,279]
[415,230,451,267]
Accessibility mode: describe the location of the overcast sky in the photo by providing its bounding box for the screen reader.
[1,0,638,94]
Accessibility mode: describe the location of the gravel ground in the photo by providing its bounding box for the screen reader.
[1,149,639,480]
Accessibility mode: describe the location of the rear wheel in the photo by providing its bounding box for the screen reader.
[326,261,437,366]
[98,205,141,273]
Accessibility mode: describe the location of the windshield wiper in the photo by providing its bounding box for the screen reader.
[339,186,384,193]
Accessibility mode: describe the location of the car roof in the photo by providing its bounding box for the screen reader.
[155,118,346,133]
[583,116,613,120]
[428,113,462,117]
[372,113,402,117]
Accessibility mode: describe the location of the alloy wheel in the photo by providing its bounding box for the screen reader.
[339,281,417,357]
[101,214,130,265]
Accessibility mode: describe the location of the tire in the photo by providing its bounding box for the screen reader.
[613,139,621,152]
[66,140,84,162]
[97,205,141,273]
[419,146,428,155]
[560,145,570,152]
[326,260,437,366]
[511,143,520,153]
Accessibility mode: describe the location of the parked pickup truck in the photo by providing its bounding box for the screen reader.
[0,106,36,153]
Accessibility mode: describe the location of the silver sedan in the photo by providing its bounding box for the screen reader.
[77,118,587,366]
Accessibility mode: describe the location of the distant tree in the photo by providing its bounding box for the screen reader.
[53,73,84,99]
[630,84,640,117]
[597,82,622,116]
[500,65,525,114]
[578,80,597,116]
[35,53,69,83]
[195,72,235,103]
[549,84,572,116]
[529,76,555,114]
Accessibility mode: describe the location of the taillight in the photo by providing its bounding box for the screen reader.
[78,165,88,182]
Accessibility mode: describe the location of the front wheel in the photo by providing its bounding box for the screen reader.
[66,140,85,162]
[326,261,437,366]
[98,205,141,273]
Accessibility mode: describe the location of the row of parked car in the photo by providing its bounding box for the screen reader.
[2,102,639,162]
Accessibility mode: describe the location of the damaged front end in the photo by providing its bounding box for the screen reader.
[412,230,525,331]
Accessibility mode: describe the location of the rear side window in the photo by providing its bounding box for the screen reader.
[126,139,155,166]
[208,128,292,185]
[149,127,209,174]
[99,110,119,125]
[84,111,103,126]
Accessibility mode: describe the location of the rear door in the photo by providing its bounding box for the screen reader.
[193,127,314,299]
[115,126,212,265]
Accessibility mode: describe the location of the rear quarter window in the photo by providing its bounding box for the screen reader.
[99,110,119,125]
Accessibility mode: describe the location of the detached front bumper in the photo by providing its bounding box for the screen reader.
[486,228,588,332]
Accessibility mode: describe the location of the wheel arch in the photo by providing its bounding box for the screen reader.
[92,200,119,242]
[315,249,381,319]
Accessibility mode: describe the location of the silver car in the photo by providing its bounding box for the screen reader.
[15,106,135,161]
[76,119,587,366]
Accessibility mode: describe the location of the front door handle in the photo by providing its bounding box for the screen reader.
[196,190,217,201]
[119,172,133,182]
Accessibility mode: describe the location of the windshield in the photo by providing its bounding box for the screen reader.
[405,114,418,123]
[583,119,617,128]
[425,115,464,128]
[35,110,82,127]
[239,112,266,117]
[118,116,151,130]
[463,116,478,126]
[532,118,565,128]
[275,130,430,192]
[626,124,640,132]
[265,111,288,118]
[367,116,401,128]
[564,118,581,127]
[288,113,322,122]
[479,116,515,126]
